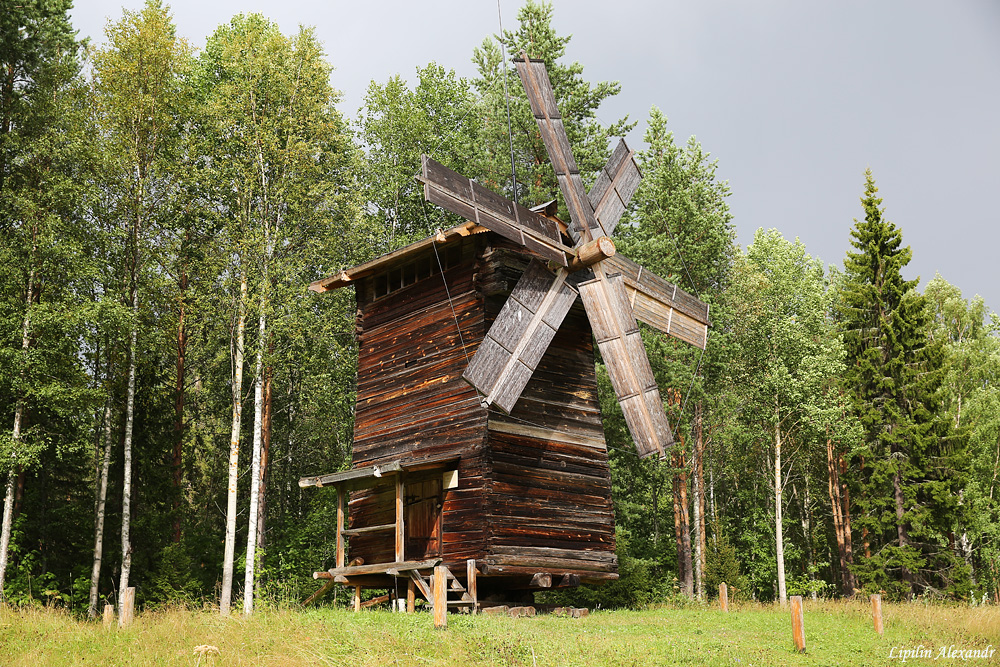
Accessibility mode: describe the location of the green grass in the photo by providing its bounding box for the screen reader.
[1,600,997,666]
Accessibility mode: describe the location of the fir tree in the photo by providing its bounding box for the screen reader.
[840,170,969,599]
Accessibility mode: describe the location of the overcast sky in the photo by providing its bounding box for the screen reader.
[70,0,1000,312]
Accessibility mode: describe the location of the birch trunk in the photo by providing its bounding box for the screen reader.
[88,398,115,617]
[775,413,787,605]
[0,257,35,600]
[220,272,247,616]
[243,295,266,615]
[118,285,138,613]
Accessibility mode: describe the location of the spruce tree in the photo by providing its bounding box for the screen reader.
[840,170,969,599]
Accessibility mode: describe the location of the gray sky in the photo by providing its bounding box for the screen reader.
[71,0,1000,312]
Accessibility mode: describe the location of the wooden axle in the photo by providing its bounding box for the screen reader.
[559,236,616,272]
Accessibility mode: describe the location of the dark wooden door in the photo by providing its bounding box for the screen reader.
[406,478,442,559]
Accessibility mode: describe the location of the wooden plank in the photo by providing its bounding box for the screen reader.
[341,522,396,537]
[395,476,405,563]
[578,272,673,458]
[467,559,478,615]
[336,489,345,569]
[589,139,641,237]
[604,254,710,348]
[515,56,604,242]
[309,222,482,293]
[487,419,606,450]
[463,261,577,413]
[433,565,448,629]
[420,156,571,266]
[790,596,806,653]
[325,558,441,577]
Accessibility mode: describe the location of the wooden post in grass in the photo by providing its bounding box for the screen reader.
[102,604,114,627]
[871,594,884,635]
[407,579,416,613]
[719,582,729,612]
[790,595,805,653]
[433,564,448,629]
[119,587,135,627]
[467,559,478,615]
[353,586,361,612]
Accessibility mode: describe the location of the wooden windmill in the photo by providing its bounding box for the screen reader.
[300,57,710,613]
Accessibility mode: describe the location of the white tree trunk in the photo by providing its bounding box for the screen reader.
[1,267,36,601]
[243,295,266,615]
[118,286,138,614]
[775,414,787,605]
[88,399,115,617]
[220,272,247,616]
[693,404,705,600]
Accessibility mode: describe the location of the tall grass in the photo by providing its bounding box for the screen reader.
[1,599,996,666]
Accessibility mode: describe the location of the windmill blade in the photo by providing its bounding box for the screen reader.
[463,260,578,414]
[604,255,710,350]
[578,272,674,458]
[515,56,605,244]
[588,139,642,237]
[420,155,572,267]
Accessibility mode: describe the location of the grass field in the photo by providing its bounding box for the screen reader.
[1,600,997,666]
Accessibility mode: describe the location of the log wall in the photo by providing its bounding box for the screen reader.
[346,234,617,583]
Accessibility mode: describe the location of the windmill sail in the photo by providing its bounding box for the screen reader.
[463,260,577,413]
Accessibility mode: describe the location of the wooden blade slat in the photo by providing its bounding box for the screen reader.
[421,156,571,266]
[462,261,578,414]
[578,272,674,458]
[604,254,710,350]
[589,139,642,237]
[515,57,605,243]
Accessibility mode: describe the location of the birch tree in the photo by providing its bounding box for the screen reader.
[198,13,362,614]
[91,0,191,611]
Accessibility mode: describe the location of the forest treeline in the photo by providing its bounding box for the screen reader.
[1,0,997,615]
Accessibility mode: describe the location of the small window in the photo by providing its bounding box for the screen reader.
[374,273,388,298]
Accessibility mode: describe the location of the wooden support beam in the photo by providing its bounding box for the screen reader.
[341,522,396,537]
[871,594,883,635]
[790,595,806,653]
[407,579,416,614]
[302,580,337,607]
[395,476,405,563]
[327,558,438,578]
[467,559,478,615]
[555,573,581,588]
[529,573,553,588]
[360,593,391,610]
[433,565,448,629]
[352,586,361,612]
[336,488,345,569]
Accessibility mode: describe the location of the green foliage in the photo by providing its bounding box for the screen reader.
[839,170,969,597]
[704,519,747,600]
